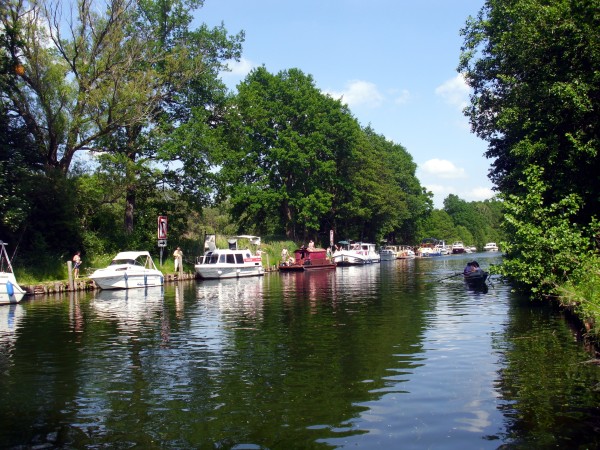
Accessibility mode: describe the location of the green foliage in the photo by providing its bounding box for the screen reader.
[460,0,600,224]
[220,67,429,244]
[499,166,594,296]
[416,196,504,248]
[460,0,600,304]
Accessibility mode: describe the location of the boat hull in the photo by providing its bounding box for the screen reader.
[333,253,370,266]
[195,265,265,279]
[91,271,164,290]
[279,261,336,272]
[0,272,26,304]
[464,271,488,285]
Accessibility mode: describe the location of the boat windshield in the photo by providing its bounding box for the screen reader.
[110,259,137,266]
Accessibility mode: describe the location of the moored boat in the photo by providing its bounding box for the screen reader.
[434,240,450,256]
[333,241,380,266]
[483,242,499,252]
[279,247,336,271]
[379,246,397,261]
[417,238,442,257]
[451,241,466,254]
[0,241,26,305]
[195,248,264,279]
[397,245,416,259]
[90,251,164,290]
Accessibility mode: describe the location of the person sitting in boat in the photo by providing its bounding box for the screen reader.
[464,262,474,275]
[308,240,315,250]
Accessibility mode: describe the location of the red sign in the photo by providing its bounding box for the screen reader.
[157,216,168,239]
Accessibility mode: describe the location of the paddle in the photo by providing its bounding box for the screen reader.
[437,272,463,282]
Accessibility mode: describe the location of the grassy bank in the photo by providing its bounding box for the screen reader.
[558,255,600,339]
[13,238,299,284]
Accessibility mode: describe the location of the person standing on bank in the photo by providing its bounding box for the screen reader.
[173,247,183,273]
[72,251,82,279]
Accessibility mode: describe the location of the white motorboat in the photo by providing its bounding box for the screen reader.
[483,242,499,252]
[434,240,451,256]
[0,241,26,304]
[417,238,441,257]
[379,246,397,261]
[333,241,380,266]
[195,247,265,279]
[451,241,466,254]
[90,251,164,290]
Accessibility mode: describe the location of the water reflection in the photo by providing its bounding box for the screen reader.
[0,255,599,449]
[91,286,165,331]
[0,303,25,345]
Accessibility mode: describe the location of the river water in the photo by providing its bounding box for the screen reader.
[1,252,599,449]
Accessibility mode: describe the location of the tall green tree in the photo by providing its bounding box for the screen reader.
[220,67,361,241]
[459,0,600,292]
[2,0,158,173]
[459,0,600,223]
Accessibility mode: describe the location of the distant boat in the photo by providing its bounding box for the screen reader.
[90,251,164,290]
[379,246,397,261]
[397,246,416,259]
[483,242,499,252]
[279,248,336,271]
[434,240,450,256]
[0,241,26,305]
[417,238,442,257]
[451,242,466,254]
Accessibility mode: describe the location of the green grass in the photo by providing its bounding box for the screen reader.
[558,255,600,338]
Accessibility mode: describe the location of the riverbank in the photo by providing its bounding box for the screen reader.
[19,265,281,296]
[20,271,198,296]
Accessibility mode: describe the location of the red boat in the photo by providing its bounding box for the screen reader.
[279,248,336,272]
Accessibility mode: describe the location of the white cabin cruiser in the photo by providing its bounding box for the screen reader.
[333,241,380,266]
[195,248,264,279]
[483,242,499,252]
[90,251,164,290]
[0,241,26,304]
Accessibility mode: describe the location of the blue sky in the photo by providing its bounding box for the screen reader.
[196,0,493,208]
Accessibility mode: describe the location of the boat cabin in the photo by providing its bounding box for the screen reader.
[293,248,329,265]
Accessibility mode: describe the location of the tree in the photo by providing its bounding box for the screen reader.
[220,67,361,241]
[459,0,600,224]
[459,0,600,292]
[2,0,243,240]
[500,165,594,295]
[2,0,159,173]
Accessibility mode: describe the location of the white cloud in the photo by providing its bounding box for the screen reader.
[435,74,470,109]
[326,80,384,108]
[466,186,495,201]
[223,57,254,78]
[420,158,466,179]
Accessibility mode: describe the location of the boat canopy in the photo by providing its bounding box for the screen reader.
[113,251,152,261]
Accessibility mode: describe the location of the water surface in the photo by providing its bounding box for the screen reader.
[1,253,599,449]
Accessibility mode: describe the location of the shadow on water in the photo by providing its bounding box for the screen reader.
[0,253,599,449]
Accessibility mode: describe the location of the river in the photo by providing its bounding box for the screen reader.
[1,252,599,449]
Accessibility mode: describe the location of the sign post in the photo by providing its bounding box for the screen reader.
[158,216,168,266]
